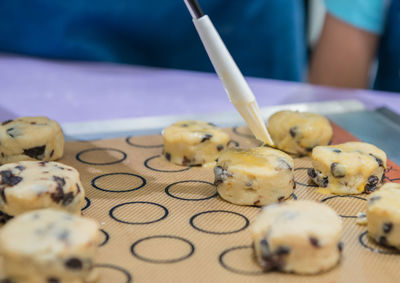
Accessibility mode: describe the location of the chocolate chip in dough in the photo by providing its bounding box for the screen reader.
[379,236,388,246]
[309,237,320,248]
[276,246,291,255]
[0,210,13,224]
[0,170,22,187]
[330,162,345,178]
[305,147,313,153]
[214,166,225,185]
[383,222,393,234]
[23,145,46,160]
[6,127,22,138]
[201,134,213,143]
[338,242,344,252]
[15,165,25,171]
[369,153,384,167]
[182,156,191,166]
[364,175,379,193]
[332,149,342,153]
[50,176,66,203]
[307,168,317,178]
[64,257,83,270]
[289,126,298,138]
[50,150,54,158]
[165,152,171,161]
[217,144,224,151]
[47,278,59,283]
[62,192,75,206]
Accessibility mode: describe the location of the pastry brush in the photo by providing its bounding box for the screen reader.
[183,0,274,146]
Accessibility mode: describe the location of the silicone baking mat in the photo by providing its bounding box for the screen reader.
[2,123,400,282]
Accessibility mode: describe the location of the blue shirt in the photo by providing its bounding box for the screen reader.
[0,1,306,82]
[325,0,400,92]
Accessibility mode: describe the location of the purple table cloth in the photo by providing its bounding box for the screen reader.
[1,53,400,123]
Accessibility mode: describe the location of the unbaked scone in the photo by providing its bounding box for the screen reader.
[0,117,64,164]
[252,200,343,274]
[0,209,100,283]
[367,183,400,249]
[214,147,295,206]
[0,161,85,222]
[308,142,386,194]
[162,120,230,166]
[267,110,333,156]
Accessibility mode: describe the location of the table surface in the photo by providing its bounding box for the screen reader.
[1,53,400,124]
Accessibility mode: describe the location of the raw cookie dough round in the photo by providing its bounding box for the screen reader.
[267,110,333,156]
[252,200,343,274]
[162,120,230,166]
[0,209,100,283]
[367,183,400,249]
[0,161,85,222]
[0,116,64,164]
[308,142,386,194]
[214,147,295,206]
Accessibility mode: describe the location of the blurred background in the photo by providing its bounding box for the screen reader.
[0,0,397,92]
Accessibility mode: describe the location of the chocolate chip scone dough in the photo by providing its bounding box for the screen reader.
[0,161,85,222]
[214,147,295,206]
[252,200,343,274]
[0,209,100,283]
[367,183,400,249]
[0,117,64,164]
[162,120,230,166]
[308,142,386,194]
[267,110,333,156]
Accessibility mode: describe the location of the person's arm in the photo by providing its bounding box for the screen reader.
[309,13,379,89]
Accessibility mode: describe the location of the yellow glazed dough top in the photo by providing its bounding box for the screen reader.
[162,120,229,145]
[267,110,332,155]
[217,147,293,176]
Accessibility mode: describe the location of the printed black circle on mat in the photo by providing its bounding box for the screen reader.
[165,180,217,201]
[190,210,249,235]
[92,173,146,193]
[131,235,195,264]
[219,245,263,275]
[125,136,163,148]
[99,229,110,247]
[76,148,127,165]
[359,231,400,255]
[94,263,132,283]
[144,155,191,173]
[321,195,366,218]
[232,126,255,139]
[81,197,91,211]
[109,201,168,225]
[294,167,318,187]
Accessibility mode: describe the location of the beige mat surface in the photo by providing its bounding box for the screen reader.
[2,124,400,283]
